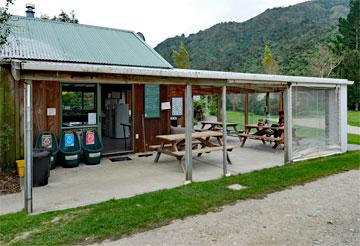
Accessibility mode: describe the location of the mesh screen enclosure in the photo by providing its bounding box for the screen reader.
[291,86,340,160]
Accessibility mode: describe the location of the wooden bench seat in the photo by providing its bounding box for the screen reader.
[149,144,173,150]
[149,140,202,151]
[239,133,281,142]
[175,145,235,157]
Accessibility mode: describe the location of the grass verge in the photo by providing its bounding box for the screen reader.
[348,110,360,127]
[348,133,360,145]
[0,151,359,246]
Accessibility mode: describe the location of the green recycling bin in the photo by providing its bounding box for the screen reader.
[82,129,103,165]
[35,132,59,169]
[59,131,81,168]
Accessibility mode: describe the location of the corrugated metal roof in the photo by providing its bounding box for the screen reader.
[0,16,172,68]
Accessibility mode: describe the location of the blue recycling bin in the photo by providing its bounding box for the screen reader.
[59,131,81,168]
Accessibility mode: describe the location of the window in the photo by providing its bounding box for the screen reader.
[62,84,97,127]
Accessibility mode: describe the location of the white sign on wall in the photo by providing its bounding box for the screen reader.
[47,108,56,116]
[171,97,183,116]
[161,102,171,110]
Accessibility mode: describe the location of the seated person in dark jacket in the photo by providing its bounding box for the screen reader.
[254,111,284,148]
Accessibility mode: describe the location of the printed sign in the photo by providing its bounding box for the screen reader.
[42,135,52,149]
[172,97,183,116]
[86,131,95,145]
[161,102,171,110]
[88,113,97,125]
[47,108,56,116]
[64,133,75,147]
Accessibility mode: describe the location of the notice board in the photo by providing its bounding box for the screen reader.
[144,84,160,118]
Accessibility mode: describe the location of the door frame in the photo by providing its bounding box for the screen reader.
[99,83,135,156]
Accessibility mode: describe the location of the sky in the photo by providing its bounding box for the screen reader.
[8,0,307,47]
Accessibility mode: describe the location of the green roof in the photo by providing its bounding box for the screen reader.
[0,16,172,68]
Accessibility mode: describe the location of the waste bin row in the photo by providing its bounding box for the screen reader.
[32,130,103,186]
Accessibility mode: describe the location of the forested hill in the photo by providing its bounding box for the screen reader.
[155,0,349,76]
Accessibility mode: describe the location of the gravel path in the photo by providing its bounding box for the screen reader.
[93,170,360,246]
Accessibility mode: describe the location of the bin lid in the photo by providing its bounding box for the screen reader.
[33,149,50,158]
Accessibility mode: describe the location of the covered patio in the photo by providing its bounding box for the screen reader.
[0,138,283,215]
[10,60,350,214]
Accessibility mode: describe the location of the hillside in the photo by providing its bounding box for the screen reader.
[155,0,349,76]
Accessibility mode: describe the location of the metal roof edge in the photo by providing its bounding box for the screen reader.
[132,32,173,69]
[19,61,353,85]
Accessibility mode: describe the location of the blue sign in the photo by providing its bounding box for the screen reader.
[64,133,74,147]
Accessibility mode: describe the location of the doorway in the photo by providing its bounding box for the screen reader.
[101,84,133,154]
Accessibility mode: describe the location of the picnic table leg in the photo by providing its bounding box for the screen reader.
[241,126,251,147]
[177,157,185,173]
[240,137,247,147]
[154,151,161,163]
[154,143,165,163]
[227,153,232,164]
[233,125,242,142]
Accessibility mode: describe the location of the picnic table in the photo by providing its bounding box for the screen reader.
[199,121,242,140]
[150,130,235,172]
[239,124,284,149]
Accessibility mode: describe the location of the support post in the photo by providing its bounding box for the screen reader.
[24,81,33,214]
[185,84,193,182]
[279,92,283,112]
[284,85,293,163]
[222,86,229,176]
[265,92,270,112]
[244,93,249,127]
[217,94,221,121]
[339,85,347,152]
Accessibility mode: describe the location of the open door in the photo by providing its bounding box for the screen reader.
[100,84,133,155]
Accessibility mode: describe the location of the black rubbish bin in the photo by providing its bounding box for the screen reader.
[33,148,50,187]
[170,117,178,127]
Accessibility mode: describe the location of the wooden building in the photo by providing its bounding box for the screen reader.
[0,15,352,171]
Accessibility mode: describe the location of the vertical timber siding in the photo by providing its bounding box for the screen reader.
[133,84,171,152]
[0,66,17,170]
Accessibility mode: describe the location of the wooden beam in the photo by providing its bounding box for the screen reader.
[279,92,283,112]
[265,92,270,112]
[244,94,249,127]
[20,71,227,86]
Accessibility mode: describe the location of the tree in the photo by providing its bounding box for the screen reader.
[262,45,279,74]
[0,0,14,46]
[332,0,360,109]
[308,44,342,78]
[172,42,189,69]
[41,10,79,24]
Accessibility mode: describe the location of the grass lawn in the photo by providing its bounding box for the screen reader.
[348,133,360,145]
[226,111,264,130]
[348,110,360,127]
[1,151,359,246]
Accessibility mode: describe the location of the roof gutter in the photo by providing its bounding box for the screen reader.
[11,60,22,81]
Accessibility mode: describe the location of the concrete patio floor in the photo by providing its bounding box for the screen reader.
[1,138,285,215]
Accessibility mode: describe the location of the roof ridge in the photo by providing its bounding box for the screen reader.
[11,15,134,34]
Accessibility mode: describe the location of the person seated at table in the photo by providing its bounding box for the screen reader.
[254,111,284,140]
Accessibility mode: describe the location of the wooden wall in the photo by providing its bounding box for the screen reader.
[133,84,167,152]
[8,78,189,157]
[0,66,17,169]
[32,81,61,139]
[17,80,61,158]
